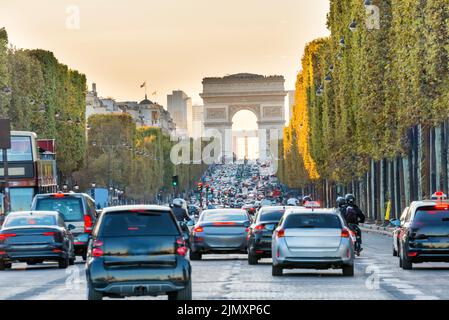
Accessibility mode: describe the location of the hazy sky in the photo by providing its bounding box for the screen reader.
[1,0,330,110]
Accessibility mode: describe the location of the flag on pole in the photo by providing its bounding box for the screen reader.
[140,82,146,88]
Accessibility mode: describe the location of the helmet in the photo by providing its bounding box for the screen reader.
[302,195,312,204]
[173,198,184,208]
[287,198,299,206]
[345,194,355,205]
[336,196,346,207]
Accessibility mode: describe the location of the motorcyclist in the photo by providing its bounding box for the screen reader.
[343,194,366,255]
[336,196,347,216]
[172,198,192,222]
[302,195,312,206]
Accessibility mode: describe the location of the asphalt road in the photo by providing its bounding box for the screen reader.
[1,232,449,300]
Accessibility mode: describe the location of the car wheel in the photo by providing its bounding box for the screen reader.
[81,253,87,262]
[401,251,413,270]
[69,257,76,266]
[27,261,38,266]
[342,264,354,276]
[0,261,11,271]
[168,280,192,301]
[58,256,69,269]
[393,246,398,257]
[248,253,259,265]
[190,251,202,261]
[87,279,103,300]
[272,265,283,277]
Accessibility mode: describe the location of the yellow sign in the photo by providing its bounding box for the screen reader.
[385,200,392,221]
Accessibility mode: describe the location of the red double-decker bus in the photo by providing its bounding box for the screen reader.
[0,131,58,219]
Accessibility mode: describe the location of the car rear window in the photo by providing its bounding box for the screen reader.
[259,210,284,222]
[284,214,342,229]
[413,207,449,227]
[99,211,179,237]
[202,211,247,222]
[4,215,56,227]
[35,197,83,222]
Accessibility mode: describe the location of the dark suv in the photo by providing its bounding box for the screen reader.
[398,199,449,270]
[86,205,192,300]
[31,193,98,261]
[247,206,286,264]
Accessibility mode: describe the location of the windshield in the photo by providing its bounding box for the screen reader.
[0,136,33,162]
[284,214,342,229]
[35,197,83,222]
[413,207,449,228]
[4,215,56,227]
[99,211,179,237]
[259,210,284,222]
[202,211,247,222]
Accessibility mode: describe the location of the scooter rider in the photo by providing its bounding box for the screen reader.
[343,194,366,255]
[172,198,191,222]
[336,196,347,216]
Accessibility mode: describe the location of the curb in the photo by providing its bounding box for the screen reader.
[359,224,394,237]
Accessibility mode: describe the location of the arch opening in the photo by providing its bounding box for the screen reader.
[231,110,259,160]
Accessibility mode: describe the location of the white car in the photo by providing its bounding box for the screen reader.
[272,208,355,276]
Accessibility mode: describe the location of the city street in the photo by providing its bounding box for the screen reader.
[1,232,448,300]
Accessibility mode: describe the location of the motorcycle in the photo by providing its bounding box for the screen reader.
[348,223,363,256]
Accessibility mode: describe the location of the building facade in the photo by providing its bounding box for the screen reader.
[167,90,192,137]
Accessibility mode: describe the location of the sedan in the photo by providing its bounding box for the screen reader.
[0,211,76,270]
[190,209,251,260]
[272,209,354,277]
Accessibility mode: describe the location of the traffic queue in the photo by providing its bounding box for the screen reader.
[1,160,449,301]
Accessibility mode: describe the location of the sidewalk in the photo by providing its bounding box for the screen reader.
[359,223,394,237]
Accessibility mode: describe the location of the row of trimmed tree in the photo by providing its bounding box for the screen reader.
[280,0,448,221]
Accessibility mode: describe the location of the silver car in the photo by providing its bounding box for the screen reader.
[190,209,251,260]
[271,209,355,276]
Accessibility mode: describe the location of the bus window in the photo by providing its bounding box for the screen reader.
[0,136,33,162]
[9,188,34,212]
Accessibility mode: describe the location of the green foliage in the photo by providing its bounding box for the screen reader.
[0,27,10,118]
[284,0,448,186]
[75,114,206,201]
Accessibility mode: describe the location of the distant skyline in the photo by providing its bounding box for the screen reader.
[0,0,330,116]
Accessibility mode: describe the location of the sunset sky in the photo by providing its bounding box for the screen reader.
[0,0,330,118]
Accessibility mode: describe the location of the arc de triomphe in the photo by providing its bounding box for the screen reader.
[200,73,287,161]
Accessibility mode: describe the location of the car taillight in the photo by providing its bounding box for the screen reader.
[341,228,350,238]
[276,229,285,238]
[194,226,204,233]
[0,233,16,241]
[213,222,237,226]
[92,240,104,257]
[176,237,188,256]
[84,215,93,233]
[255,225,265,231]
[177,246,188,256]
[408,252,418,257]
[43,232,56,236]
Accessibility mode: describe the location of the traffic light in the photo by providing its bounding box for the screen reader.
[172,175,179,187]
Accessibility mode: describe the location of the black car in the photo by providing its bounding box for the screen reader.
[86,205,192,300]
[31,193,98,261]
[398,199,449,270]
[0,211,76,270]
[247,206,286,265]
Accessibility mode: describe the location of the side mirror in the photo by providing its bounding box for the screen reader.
[96,209,102,216]
[243,221,250,228]
[187,220,195,227]
[67,224,76,231]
